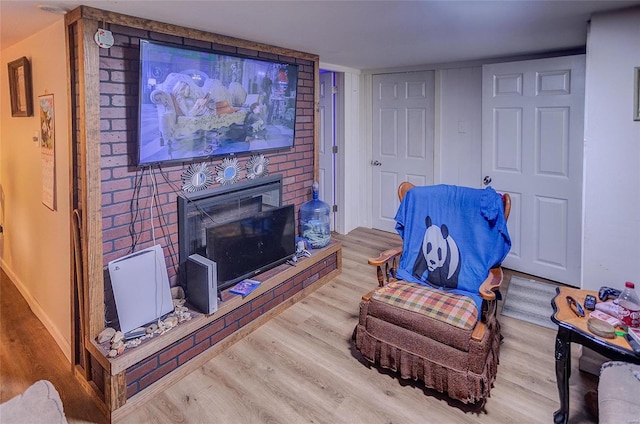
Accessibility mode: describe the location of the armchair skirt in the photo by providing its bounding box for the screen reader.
[353,281,501,403]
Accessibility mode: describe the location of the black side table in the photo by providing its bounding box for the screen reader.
[550,286,640,424]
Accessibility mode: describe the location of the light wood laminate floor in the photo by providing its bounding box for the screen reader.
[1,228,597,423]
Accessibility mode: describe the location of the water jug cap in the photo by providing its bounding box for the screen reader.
[625,281,635,289]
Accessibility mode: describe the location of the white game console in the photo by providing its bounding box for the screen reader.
[107,244,173,334]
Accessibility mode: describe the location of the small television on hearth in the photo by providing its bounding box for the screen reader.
[206,204,295,290]
[137,39,299,166]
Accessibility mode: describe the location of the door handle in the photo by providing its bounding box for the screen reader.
[371,160,382,166]
[483,176,492,185]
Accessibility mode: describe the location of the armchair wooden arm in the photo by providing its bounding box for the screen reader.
[368,247,402,287]
[479,267,503,301]
[367,247,403,267]
[475,267,504,341]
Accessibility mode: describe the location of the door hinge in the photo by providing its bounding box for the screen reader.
[332,204,338,212]
[332,86,338,94]
[332,145,338,154]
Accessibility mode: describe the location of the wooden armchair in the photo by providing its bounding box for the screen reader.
[353,183,511,404]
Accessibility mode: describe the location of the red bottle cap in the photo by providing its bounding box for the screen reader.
[625,281,635,289]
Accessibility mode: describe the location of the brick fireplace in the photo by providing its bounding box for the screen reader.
[98,24,317,285]
[67,7,337,419]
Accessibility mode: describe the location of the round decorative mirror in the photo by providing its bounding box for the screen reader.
[192,172,205,186]
[224,166,236,180]
[181,162,213,192]
[215,156,241,185]
[246,154,269,179]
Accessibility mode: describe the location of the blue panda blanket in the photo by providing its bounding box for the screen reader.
[395,184,511,314]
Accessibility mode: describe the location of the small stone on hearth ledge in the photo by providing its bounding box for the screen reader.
[171,286,185,299]
[97,327,116,343]
[164,316,179,327]
[111,331,124,344]
[111,340,124,350]
[125,338,141,348]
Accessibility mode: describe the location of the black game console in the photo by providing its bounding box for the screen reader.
[186,254,218,315]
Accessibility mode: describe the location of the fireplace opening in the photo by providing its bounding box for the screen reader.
[177,175,295,292]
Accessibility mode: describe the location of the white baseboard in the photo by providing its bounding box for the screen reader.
[0,260,72,363]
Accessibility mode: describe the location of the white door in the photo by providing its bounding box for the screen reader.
[482,55,585,285]
[318,71,336,230]
[371,71,435,232]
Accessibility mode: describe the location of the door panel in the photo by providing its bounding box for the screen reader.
[372,71,434,232]
[482,55,585,285]
[494,108,522,171]
[536,196,568,267]
[537,107,569,176]
[380,109,398,156]
[407,108,427,158]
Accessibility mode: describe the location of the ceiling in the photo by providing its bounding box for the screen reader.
[2,0,640,70]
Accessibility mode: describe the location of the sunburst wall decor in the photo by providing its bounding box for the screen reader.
[246,154,269,179]
[181,162,214,192]
[215,156,241,185]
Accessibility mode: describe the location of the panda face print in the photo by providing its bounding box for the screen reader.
[419,215,460,282]
[423,225,448,272]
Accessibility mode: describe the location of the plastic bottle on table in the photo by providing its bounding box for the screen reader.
[617,281,640,328]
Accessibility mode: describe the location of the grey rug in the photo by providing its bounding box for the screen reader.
[0,380,67,424]
[501,276,558,329]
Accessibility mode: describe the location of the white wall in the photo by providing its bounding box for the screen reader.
[436,67,483,187]
[582,7,640,291]
[355,8,640,293]
[0,18,71,360]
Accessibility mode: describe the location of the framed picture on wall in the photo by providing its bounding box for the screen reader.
[634,67,640,121]
[39,94,56,210]
[7,56,33,117]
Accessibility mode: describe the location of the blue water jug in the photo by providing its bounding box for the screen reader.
[299,182,331,248]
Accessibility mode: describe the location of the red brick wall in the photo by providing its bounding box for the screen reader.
[98,25,316,285]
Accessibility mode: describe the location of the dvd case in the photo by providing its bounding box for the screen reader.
[229,279,261,296]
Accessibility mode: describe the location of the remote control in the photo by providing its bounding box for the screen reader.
[584,294,597,310]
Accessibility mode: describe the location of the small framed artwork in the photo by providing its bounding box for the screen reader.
[39,94,56,210]
[7,56,33,117]
[634,67,640,121]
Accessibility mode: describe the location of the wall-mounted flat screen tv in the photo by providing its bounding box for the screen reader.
[137,40,299,166]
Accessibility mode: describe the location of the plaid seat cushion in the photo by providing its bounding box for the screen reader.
[371,281,478,330]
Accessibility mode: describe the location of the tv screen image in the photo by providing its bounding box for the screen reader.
[206,204,295,289]
[138,40,298,166]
